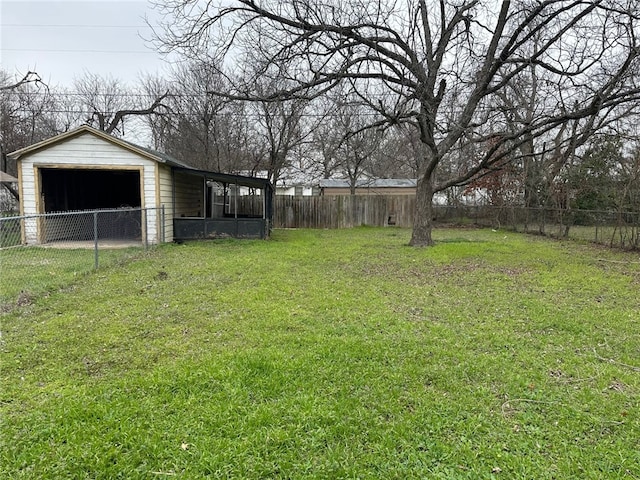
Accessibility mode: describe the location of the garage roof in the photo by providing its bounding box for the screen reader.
[8,125,272,191]
[8,125,191,168]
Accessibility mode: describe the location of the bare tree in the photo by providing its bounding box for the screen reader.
[367,126,420,179]
[152,0,640,245]
[310,97,343,180]
[74,72,170,137]
[0,71,44,92]
[143,64,265,173]
[310,90,385,189]
[248,92,309,187]
[0,70,58,202]
[491,55,634,213]
[311,92,417,187]
[334,100,384,194]
[225,62,316,187]
[141,73,175,151]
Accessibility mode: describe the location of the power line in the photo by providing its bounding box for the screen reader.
[9,91,219,98]
[1,24,149,28]
[6,108,383,119]
[2,48,159,54]
[3,90,405,101]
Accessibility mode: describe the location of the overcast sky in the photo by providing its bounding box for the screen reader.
[0,0,170,88]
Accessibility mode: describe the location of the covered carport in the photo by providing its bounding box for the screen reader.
[172,168,273,240]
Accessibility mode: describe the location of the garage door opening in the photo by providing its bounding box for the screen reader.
[39,168,143,242]
[40,168,141,212]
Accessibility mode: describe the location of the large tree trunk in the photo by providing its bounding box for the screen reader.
[521,133,537,209]
[410,175,435,246]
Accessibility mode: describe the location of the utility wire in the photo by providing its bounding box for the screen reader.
[3,90,405,100]
[5,108,384,119]
[2,48,159,54]
[1,24,149,28]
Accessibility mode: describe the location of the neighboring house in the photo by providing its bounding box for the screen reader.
[320,178,489,205]
[276,184,319,196]
[319,178,418,196]
[9,125,273,245]
[276,168,319,196]
[238,169,319,196]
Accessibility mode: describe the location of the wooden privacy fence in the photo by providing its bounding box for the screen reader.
[272,197,640,249]
[273,195,416,228]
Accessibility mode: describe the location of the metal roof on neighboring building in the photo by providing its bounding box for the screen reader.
[319,178,417,188]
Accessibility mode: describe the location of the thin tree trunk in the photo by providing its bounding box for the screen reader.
[410,176,435,246]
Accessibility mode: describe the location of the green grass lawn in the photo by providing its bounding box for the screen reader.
[1,228,639,479]
[0,246,148,307]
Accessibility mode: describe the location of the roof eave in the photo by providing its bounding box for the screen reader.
[171,166,273,190]
[8,125,166,164]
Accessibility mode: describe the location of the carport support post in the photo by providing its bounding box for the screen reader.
[93,211,99,269]
[234,182,238,237]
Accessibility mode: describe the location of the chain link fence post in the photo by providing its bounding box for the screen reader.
[94,211,99,269]
[143,208,148,250]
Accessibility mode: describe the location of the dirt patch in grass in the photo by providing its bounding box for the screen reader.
[358,260,529,287]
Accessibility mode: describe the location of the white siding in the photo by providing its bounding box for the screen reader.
[173,172,203,217]
[23,134,153,165]
[142,164,158,244]
[158,165,174,242]
[19,132,163,245]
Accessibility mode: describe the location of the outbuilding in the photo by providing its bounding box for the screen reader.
[319,178,418,196]
[9,125,272,245]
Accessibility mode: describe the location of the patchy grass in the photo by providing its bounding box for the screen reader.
[0,246,150,308]
[1,228,639,479]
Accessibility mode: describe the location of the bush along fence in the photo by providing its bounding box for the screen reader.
[0,207,165,307]
[272,195,640,249]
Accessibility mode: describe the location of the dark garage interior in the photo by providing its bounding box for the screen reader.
[39,168,142,242]
[40,168,141,212]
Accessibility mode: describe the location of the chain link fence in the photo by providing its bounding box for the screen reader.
[2,202,638,309]
[0,207,165,308]
[436,205,640,249]
[272,196,640,250]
